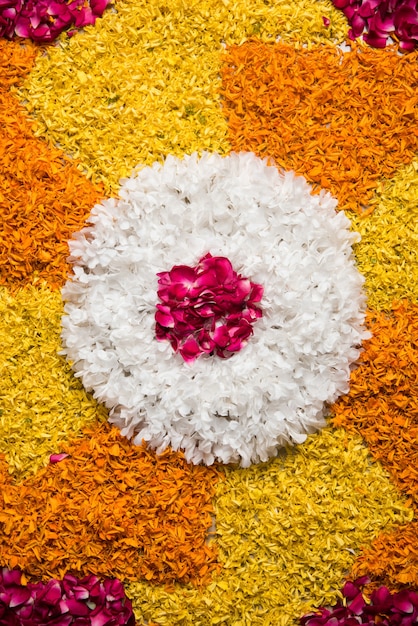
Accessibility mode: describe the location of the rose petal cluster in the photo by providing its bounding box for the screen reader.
[0,0,109,43]
[332,0,418,50]
[155,253,263,363]
[0,568,135,625]
[301,577,418,626]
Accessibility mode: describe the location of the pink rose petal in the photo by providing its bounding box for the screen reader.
[1,569,22,587]
[392,591,414,613]
[302,579,418,626]
[90,608,115,626]
[60,598,91,616]
[1,0,110,42]
[363,31,388,46]
[155,253,263,362]
[49,453,70,463]
[348,591,366,614]
[332,0,418,50]
[8,586,31,608]
[358,0,381,18]
[155,305,175,328]
[370,584,391,610]
[351,13,367,36]
[179,336,201,362]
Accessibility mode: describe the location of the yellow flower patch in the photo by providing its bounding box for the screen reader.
[18,0,347,194]
[126,428,413,626]
[349,159,418,311]
[0,283,107,480]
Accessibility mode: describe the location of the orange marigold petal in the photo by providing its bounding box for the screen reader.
[350,521,418,590]
[331,301,418,506]
[0,40,104,290]
[220,41,418,214]
[0,422,220,586]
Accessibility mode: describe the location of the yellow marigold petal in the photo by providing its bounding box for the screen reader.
[349,159,418,310]
[126,428,412,625]
[18,0,347,195]
[0,283,107,480]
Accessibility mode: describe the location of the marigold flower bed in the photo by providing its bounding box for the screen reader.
[221,41,418,214]
[1,0,418,624]
[126,427,413,625]
[0,40,104,289]
[350,521,418,589]
[332,301,418,590]
[332,302,418,507]
[0,283,109,480]
[17,0,348,194]
[0,422,220,586]
[348,159,418,311]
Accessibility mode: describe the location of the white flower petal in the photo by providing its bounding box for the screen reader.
[61,152,370,466]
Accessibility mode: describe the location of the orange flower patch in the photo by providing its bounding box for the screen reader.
[0,41,104,289]
[220,41,418,214]
[0,39,37,86]
[350,521,418,590]
[331,301,418,506]
[332,301,418,591]
[0,422,220,586]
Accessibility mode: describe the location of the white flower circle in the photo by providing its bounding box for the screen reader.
[61,152,369,467]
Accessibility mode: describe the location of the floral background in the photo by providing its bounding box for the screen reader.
[0,0,417,624]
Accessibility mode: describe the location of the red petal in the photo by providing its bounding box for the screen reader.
[179,337,201,362]
[9,586,31,608]
[14,18,31,36]
[195,268,219,289]
[348,592,366,615]
[343,581,361,600]
[213,325,231,348]
[169,265,196,285]
[155,306,175,328]
[38,579,62,604]
[370,585,391,610]
[194,303,215,318]
[393,591,414,614]
[198,330,215,352]
[211,256,234,283]
[1,569,22,587]
[358,0,381,18]
[59,598,90,616]
[235,278,251,299]
[90,0,109,14]
[50,453,70,463]
[363,31,388,46]
[90,608,115,626]
[351,13,366,36]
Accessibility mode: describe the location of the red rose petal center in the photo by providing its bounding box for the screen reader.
[155,253,263,363]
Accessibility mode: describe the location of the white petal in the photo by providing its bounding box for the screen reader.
[61,152,369,466]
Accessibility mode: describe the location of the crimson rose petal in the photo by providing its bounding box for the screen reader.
[155,253,263,362]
